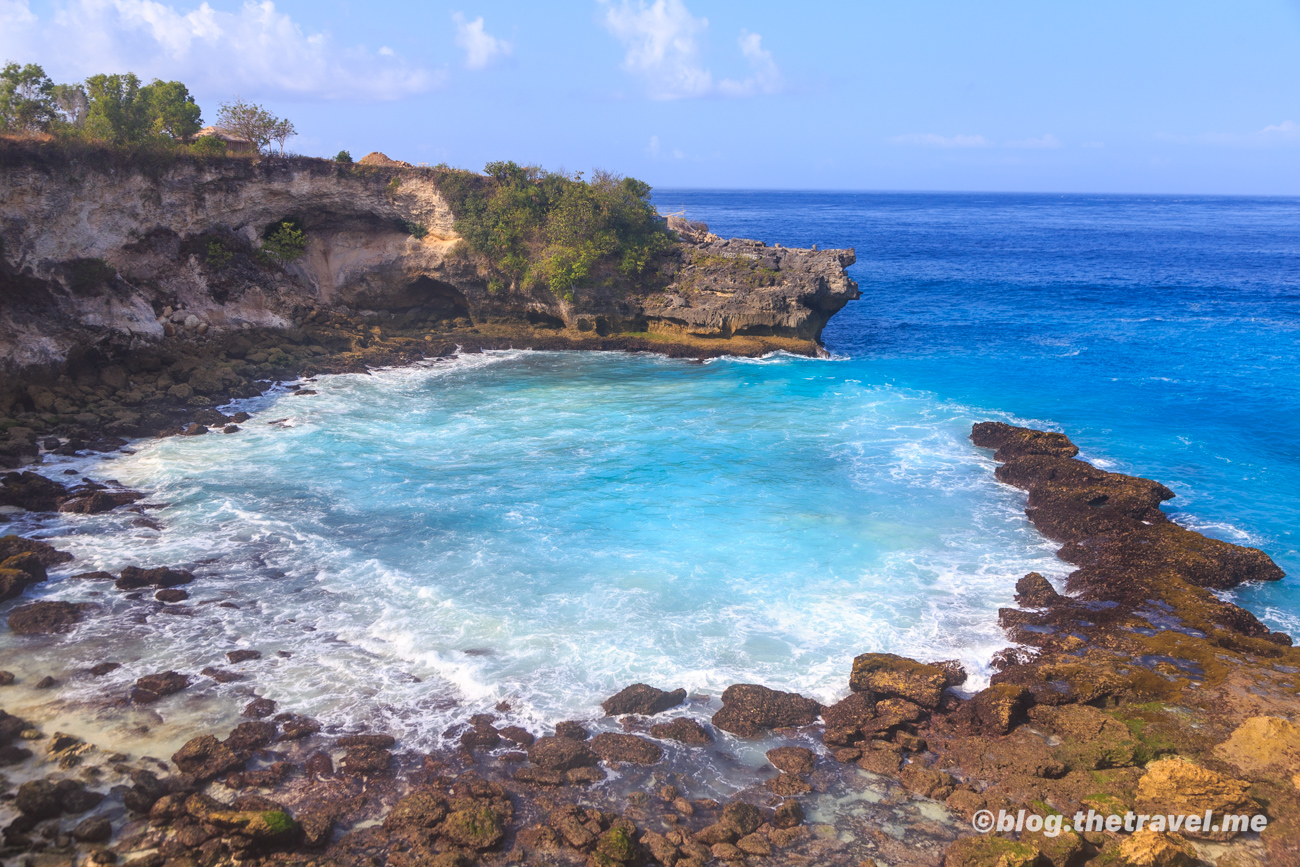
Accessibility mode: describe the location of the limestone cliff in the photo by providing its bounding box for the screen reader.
[0,142,859,373]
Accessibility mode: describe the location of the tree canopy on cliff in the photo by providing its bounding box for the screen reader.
[437,161,675,298]
[0,61,202,144]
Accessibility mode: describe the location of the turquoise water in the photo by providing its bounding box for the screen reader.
[9,192,1298,745]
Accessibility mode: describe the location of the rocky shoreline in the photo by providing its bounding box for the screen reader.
[0,420,1295,867]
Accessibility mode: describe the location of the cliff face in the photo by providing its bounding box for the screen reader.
[0,144,859,373]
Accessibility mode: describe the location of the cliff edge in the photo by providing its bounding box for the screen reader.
[0,141,859,375]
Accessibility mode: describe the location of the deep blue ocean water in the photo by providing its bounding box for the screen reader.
[7,192,1298,750]
[659,191,1300,630]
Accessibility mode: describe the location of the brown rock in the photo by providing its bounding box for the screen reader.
[711,684,821,737]
[305,751,333,776]
[227,649,261,663]
[590,732,663,765]
[225,720,277,753]
[736,832,771,856]
[499,725,535,746]
[650,716,713,744]
[172,734,244,781]
[9,600,86,633]
[132,670,189,703]
[942,836,1040,867]
[1135,756,1257,840]
[1116,830,1197,867]
[1214,716,1300,777]
[242,697,276,718]
[602,683,687,716]
[337,733,396,748]
[528,735,599,771]
[966,683,1030,735]
[0,534,73,567]
[155,588,188,602]
[765,773,813,795]
[1015,572,1063,607]
[773,799,804,828]
[116,566,194,590]
[555,720,588,740]
[849,653,949,708]
[340,746,391,775]
[766,745,815,774]
[822,691,876,730]
[201,665,241,683]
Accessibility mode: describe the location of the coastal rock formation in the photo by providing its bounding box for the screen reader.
[0,140,858,389]
[601,682,687,716]
[711,683,822,737]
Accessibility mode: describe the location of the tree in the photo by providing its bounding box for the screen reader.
[84,72,149,143]
[334,149,352,163]
[50,83,88,128]
[215,98,286,154]
[269,117,295,156]
[260,221,306,265]
[141,79,201,139]
[0,62,55,132]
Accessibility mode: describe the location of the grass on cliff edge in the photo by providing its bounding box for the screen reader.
[434,161,677,300]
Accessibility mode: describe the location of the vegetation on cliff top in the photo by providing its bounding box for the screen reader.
[436,161,676,299]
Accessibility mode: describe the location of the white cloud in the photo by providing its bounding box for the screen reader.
[717,29,781,97]
[1261,120,1299,139]
[452,12,511,70]
[0,0,439,101]
[1005,133,1062,149]
[889,133,991,148]
[601,0,779,100]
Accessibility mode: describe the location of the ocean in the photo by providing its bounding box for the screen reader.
[5,191,1297,766]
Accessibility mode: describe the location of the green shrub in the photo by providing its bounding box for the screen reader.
[260,221,306,266]
[334,149,352,163]
[400,219,428,239]
[205,240,232,270]
[189,136,227,158]
[435,161,674,299]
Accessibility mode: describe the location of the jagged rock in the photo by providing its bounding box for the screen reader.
[1015,572,1063,607]
[589,732,663,765]
[337,733,396,749]
[964,683,1031,736]
[16,779,62,818]
[277,713,321,739]
[131,670,190,703]
[155,587,188,602]
[649,716,713,744]
[773,799,804,828]
[0,471,69,511]
[227,649,261,663]
[711,684,821,737]
[0,534,73,566]
[242,697,276,718]
[340,746,392,775]
[528,735,599,771]
[555,720,588,740]
[71,815,112,843]
[602,683,687,716]
[766,746,815,774]
[1115,830,1197,867]
[942,836,1040,867]
[116,565,194,590]
[1135,756,1257,840]
[172,734,245,781]
[9,600,86,633]
[499,725,535,746]
[1214,715,1300,777]
[225,720,277,753]
[849,653,949,708]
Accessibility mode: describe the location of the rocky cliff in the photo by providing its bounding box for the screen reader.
[0,141,859,376]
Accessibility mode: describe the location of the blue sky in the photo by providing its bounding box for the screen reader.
[3,0,1299,193]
